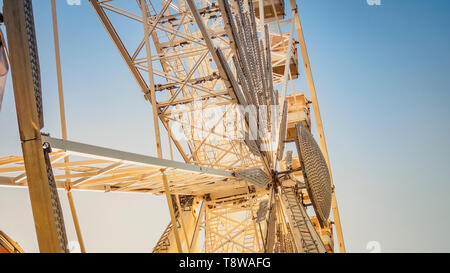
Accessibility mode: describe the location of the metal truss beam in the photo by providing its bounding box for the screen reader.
[41,136,232,178]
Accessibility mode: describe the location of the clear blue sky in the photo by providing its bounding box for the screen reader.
[0,0,449,252]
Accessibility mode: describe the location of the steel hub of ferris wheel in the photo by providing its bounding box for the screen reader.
[0,0,345,253]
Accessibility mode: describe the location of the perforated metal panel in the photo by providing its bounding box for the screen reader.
[43,143,68,252]
[244,131,261,156]
[285,151,293,170]
[294,122,332,226]
[24,0,44,128]
[235,168,271,188]
[256,200,269,223]
[277,100,288,160]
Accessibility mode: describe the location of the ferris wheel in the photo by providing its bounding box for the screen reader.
[0,0,345,253]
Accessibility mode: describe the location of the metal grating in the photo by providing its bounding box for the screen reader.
[256,200,269,223]
[294,122,332,226]
[23,0,44,128]
[244,131,261,157]
[281,187,327,253]
[43,143,68,252]
[285,150,293,170]
[277,100,288,160]
[235,168,271,188]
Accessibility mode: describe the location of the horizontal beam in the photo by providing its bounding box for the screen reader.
[41,136,233,178]
[157,91,229,108]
